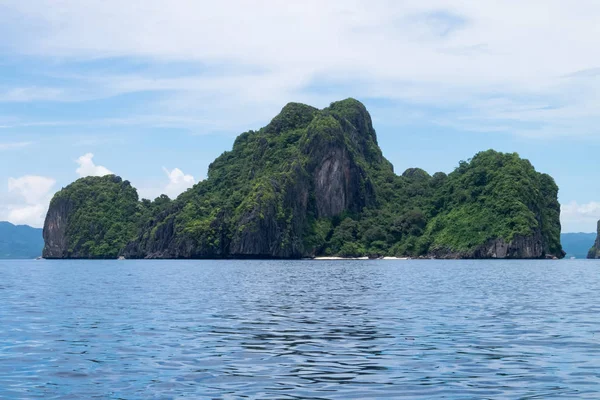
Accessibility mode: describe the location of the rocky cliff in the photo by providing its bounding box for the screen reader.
[43,98,565,260]
[587,221,600,259]
[432,232,548,259]
[43,196,73,258]
[43,176,140,259]
[422,152,564,259]
[123,100,379,259]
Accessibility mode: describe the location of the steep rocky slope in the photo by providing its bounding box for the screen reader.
[123,100,381,259]
[587,221,600,259]
[43,176,140,259]
[43,99,565,259]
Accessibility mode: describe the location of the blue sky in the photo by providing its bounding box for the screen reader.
[1,0,600,232]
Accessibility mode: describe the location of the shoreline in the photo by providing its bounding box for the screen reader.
[312,256,411,261]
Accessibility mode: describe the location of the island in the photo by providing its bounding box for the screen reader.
[43,99,565,260]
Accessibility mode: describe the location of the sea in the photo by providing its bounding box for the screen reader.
[1,259,600,399]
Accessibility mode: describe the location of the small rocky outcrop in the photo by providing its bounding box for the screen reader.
[588,221,600,259]
[432,231,558,259]
[43,175,139,259]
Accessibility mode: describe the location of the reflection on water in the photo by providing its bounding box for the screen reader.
[1,259,600,398]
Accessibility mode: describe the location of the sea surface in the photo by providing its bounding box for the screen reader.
[1,259,600,399]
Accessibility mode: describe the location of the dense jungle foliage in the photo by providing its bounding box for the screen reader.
[45,99,563,259]
[48,176,141,258]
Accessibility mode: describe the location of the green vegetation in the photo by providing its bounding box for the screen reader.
[47,175,142,258]
[298,150,562,258]
[424,151,562,254]
[43,99,564,259]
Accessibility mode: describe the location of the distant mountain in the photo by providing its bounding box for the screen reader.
[561,232,596,259]
[0,222,43,259]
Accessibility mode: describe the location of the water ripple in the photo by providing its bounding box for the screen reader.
[1,259,600,398]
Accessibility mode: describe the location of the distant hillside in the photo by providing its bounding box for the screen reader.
[0,222,43,259]
[561,233,596,259]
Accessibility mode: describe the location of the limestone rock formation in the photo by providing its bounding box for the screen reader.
[43,176,139,259]
[42,99,565,260]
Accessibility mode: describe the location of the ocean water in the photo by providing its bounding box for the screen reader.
[1,259,600,399]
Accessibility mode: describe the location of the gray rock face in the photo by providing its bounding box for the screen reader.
[228,177,305,258]
[123,100,378,260]
[42,197,73,259]
[124,215,179,259]
[432,230,550,259]
[226,135,373,258]
[301,107,376,221]
[588,221,600,259]
[314,148,348,217]
[124,209,232,259]
[473,234,544,259]
[313,147,366,218]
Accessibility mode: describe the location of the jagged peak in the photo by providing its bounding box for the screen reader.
[264,102,318,134]
[402,168,431,180]
[264,98,377,145]
[327,98,366,112]
[325,98,377,145]
[74,174,124,184]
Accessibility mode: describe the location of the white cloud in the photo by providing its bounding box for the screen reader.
[561,201,600,233]
[163,167,196,198]
[2,1,600,136]
[7,204,48,227]
[8,176,56,205]
[136,167,198,200]
[75,153,112,177]
[6,175,56,227]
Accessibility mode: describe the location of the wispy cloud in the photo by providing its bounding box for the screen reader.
[562,201,600,233]
[0,115,236,133]
[563,67,600,79]
[0,141,33,150]
[1,1,600,138]
[0,87,64,102]
[1,0,600,230]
